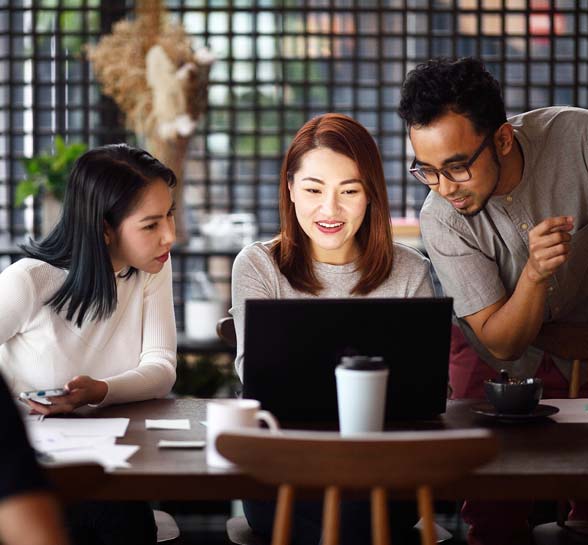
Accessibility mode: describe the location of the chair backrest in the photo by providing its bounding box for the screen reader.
[570,359,582,398]
[216,316,236,348]
[217,429,499,545]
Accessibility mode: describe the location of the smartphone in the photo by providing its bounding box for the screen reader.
[19,388,67,405]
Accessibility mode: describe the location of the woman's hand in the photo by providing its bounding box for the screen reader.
[25,376,108,416]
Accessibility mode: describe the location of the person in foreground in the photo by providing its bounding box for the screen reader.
[0,143,178,545]
[399,56,588,545]
[231,113,434,545]
[0,373,69,545]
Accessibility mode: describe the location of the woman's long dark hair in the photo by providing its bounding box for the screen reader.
[21,143,176,327]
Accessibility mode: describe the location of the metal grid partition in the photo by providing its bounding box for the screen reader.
[1,1,587,242]
[178,0,588,238]
[0,1,587,335]
[0,1,128,245]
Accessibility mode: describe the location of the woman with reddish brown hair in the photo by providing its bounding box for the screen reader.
[231,113,433,379]
[230,113,433,545]
[271,112,395,297]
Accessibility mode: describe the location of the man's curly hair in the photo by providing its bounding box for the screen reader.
[398,57,507,136]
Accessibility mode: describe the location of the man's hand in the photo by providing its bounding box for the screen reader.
[25,376,108,416]
[526,216,574,284]
[534,322,588,360]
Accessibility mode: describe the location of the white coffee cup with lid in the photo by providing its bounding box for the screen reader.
[335,355,389,436]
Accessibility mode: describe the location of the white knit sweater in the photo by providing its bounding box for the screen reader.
[0,257,177,406]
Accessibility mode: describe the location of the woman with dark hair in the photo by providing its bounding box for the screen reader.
[230,113,433,545]
[0,143,177,544]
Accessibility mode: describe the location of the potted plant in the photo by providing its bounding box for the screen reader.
[15,136,87,236]
[173,353,239,398]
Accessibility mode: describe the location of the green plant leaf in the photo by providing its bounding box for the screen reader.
[54,135,66,156]
[173,354,238,398]
[14,179,40,206]
[22,157,41,176]
[17,136,87,203]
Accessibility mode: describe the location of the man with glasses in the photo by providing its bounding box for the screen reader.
[399,57,588,545]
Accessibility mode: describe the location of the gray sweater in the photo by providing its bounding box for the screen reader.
[230,241,434,379]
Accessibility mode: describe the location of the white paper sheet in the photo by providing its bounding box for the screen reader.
[28,428,116,452]
[145,419,190,430]
[23,416,136,470]
[47,444,140,470]
[28,417,129,437]
[544,398,588,423]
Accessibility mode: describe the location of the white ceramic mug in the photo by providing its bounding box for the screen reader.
[206,399,279,468]
[335,356,389,436]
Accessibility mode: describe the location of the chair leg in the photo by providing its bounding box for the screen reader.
[272,484,294,545]
[322,486,341,545]
[371,486,391,545]
[417,486,437,545]
[570,359,581,399]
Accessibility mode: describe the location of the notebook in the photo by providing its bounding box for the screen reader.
[242,298,453,427]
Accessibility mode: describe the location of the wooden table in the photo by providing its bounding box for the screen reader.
[48,398,588,502]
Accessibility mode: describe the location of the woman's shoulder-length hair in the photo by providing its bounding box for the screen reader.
[21,143,176,327]
[270,113,393,295]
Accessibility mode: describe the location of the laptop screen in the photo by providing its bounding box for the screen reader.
[242,298,453,426]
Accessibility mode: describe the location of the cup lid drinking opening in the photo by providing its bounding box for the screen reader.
[338,355,387,371]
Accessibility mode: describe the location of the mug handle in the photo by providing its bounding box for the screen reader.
[256,410,280,432]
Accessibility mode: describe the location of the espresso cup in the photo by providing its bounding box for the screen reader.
[484,376,543,415]
[335,356,389,436]
[206,399,279,468]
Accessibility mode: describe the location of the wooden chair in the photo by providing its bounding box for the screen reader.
[217,316,237,348]
[217,428,499,545]
[219,314,454,545]
[569,359,583,399]
[225,509,454,544]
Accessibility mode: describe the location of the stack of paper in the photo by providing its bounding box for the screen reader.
[25,417,138,470]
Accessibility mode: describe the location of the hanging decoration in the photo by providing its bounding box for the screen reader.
[86,0,215,243]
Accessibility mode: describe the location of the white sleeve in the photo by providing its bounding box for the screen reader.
[0,265,36,345]
[229,245,277,381]
[100,259,177,405]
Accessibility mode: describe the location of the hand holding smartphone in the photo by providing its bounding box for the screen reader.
[19,388,67,406]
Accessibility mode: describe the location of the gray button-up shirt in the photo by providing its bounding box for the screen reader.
[420,107,588,380]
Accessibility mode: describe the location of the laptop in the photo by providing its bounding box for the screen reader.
[242,298,453,427]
